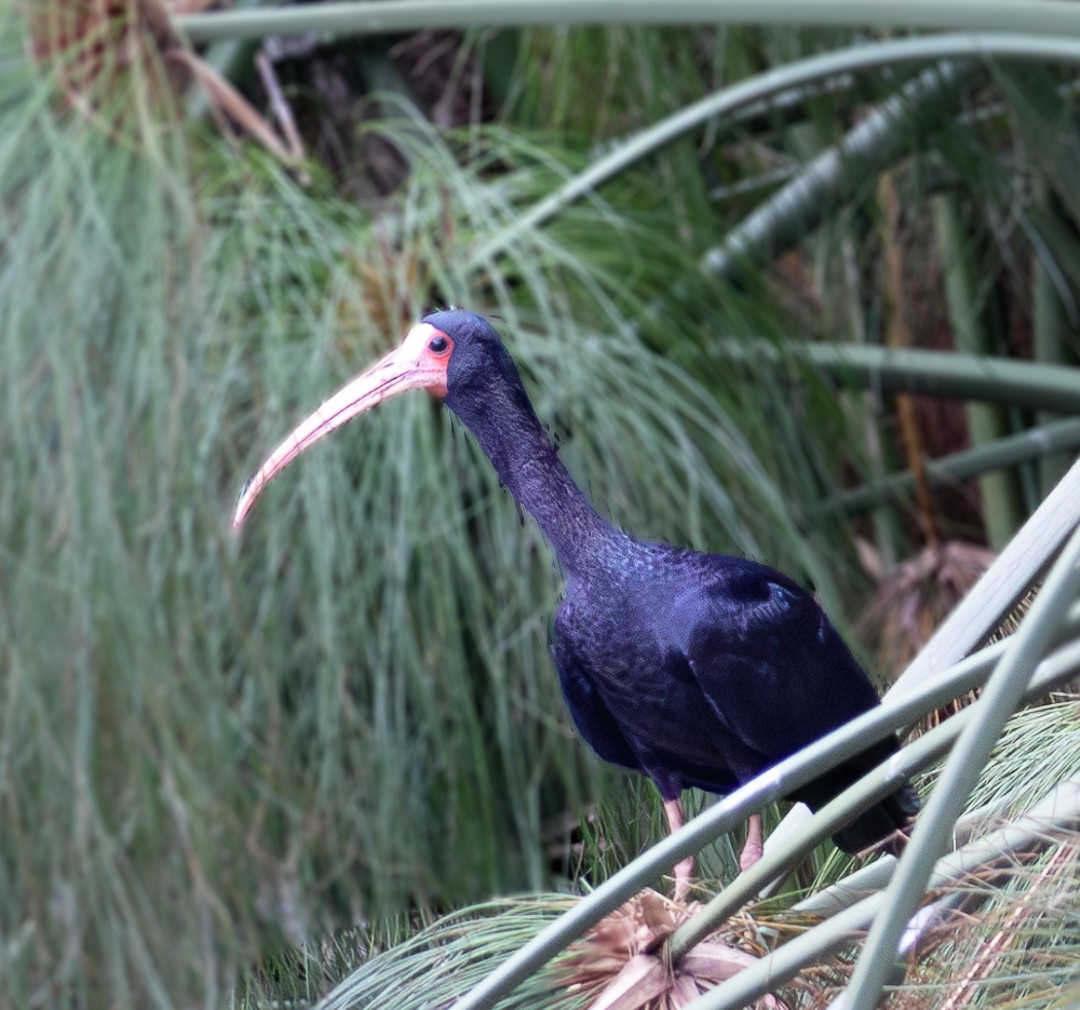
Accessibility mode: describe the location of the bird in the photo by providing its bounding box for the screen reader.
[233,308,919,897]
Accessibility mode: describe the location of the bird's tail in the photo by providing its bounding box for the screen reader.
[831,783,921,855]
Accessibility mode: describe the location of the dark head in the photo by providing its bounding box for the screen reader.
[422,309,529,419]
[233,308,527,526]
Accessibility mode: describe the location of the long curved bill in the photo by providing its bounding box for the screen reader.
[233,323,450,528]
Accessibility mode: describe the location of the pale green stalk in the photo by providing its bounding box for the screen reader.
[669,717,959,962]
[690,773,1080,1010]
[667,628,1080,962]
[932,192,1023,548]
[704,60,976,281]
[472,35,1080,270]
[843,522,1080,1010]
[448,603,1080,1010]
[176,1,1080,42]
[714,339,1080,412]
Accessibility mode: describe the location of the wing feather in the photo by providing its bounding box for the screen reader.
[679,566,881,766]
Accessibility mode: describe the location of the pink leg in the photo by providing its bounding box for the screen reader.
[663,797,695,901]
[739,813,764,873]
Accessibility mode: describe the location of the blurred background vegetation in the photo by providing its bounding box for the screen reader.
[1,3,1078,1009]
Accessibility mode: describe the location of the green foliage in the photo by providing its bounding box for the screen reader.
[308,897,584,1010]
[6,4,1080,1010]
[0,19,858,1010]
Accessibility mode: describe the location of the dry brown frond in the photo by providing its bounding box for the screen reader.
[28,0,183,124]
[560,889,786,1010]
[26,0,298,163]
[859,540,995,702]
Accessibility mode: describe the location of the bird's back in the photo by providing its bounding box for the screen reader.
[553,540,918,849]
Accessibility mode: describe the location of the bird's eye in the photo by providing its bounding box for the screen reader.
[429,335,449,354]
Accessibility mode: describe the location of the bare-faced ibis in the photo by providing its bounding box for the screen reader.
[234,309,918,895]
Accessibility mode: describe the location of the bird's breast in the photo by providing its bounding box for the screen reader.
[556,584,723,766]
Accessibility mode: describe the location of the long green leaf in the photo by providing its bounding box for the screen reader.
[704,60,977,281]
[714,338,1080,412]
[473,34,1080,270]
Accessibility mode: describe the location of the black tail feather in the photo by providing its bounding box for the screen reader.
[831,783,921,854]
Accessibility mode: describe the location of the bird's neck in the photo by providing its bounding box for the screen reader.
[447,380,616,576]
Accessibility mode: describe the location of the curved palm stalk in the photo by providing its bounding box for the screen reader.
[687,773,1080,1010]
[447,705,915,1010]
[706,60,975,284]
[713,339,1080,413]
[789,780,1049,920]
[368,625,1080,1010]
[666,713,985,964]
[664,627,1080,966]
[843,521,1080,1010]
[310,756,1080,1010]
[176,0,1080,42]
[443,611,1080,1010]
[467,35,1080,271]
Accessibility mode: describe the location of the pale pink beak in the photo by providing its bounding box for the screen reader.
[233,323,451,527]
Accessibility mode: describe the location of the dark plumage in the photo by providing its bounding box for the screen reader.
[234,308,918,884]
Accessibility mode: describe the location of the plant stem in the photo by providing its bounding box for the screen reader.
[932,191,1023,547]
[469,35,1080,271]
[449,602,1080,1010]
[667,629,1080,964]
[843,522,1080,1010]
[819,417,1080,517]
[712,339,1080,413]
[175,1,1080,43]
[706,61,976,284]
[689,771,1080,1010]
